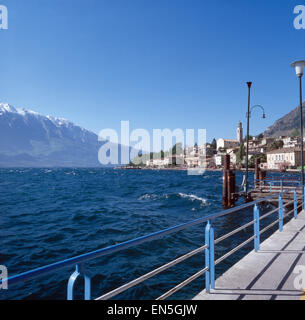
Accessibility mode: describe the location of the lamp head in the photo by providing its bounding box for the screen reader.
[291,61,305,78]
[262,113,266,119]
[247,82,252,88]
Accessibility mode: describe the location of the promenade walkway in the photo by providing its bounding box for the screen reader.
[194,210,305,300]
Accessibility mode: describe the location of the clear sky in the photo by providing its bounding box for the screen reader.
[1,0,305,143]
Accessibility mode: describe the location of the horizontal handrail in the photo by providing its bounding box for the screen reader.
[260,207,279,221]
[260,193,302,237]
[255,179,302,187]
[283,199,296,208]
[214,220,256,245]
[260,219,280,235]
[95,244,208,300]
[255,178,301,181]
[284,208,295,218]
[156,267,209,300]
[260,202,300,236]
[214,235,256,266]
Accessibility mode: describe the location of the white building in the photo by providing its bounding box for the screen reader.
[217,122,243,151]
[214,154,225,166]
[146,158,170,167]
[267,148,301,170]
[217,138,240,150]
[227,148,238,165]
[260,138,275,146]
[282,137,299,149]
[185,156,203,168]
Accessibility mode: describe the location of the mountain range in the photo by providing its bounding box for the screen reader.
[0,103,109,167]
[264,101,305,137]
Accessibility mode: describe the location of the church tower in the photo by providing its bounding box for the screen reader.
[237,121,243,145]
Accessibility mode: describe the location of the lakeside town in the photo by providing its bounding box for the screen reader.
[126,121,304,172]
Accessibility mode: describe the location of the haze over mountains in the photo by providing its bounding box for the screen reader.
[0,103,106,167]
[264,101,305,138]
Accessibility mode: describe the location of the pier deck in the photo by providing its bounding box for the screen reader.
[193,210,305,300]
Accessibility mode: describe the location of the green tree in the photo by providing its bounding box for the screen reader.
[267,140,284,151]
[236,144,245,164]
[249,154,267,168]
[211,138,217,150]
[291,128,300,137]
[171,143,183,155]
[245,135,253,141]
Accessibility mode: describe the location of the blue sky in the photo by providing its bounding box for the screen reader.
[1,0,305,143]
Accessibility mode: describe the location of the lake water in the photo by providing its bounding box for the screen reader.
[0,168,287,300]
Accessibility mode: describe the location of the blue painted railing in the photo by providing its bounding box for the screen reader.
[255,178,301,193]
[1,187,303,300]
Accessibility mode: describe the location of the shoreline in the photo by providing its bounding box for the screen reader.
[116,167,301,173]
[116,167,249,172]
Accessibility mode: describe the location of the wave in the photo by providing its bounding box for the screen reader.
[65,171,76,176]
[178,193,207,205]
[138,194,158,200]
[138,192,208,205]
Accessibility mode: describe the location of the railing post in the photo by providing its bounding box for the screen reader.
[253,204,260,252]
[67,264,91,300]
[302,187,305,209]
[281,180,283,193]
[209,224,215,290]
[279,194,283,232]
[205,221,211,293]
[84,273,91,300]
[270,182,272,193]
[294,189,298,219]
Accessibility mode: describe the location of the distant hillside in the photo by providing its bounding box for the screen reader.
[0,103,123,167]
[264,101,305,137]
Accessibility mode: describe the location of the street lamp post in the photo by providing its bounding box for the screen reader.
[291,61,305,205]
[245,104,266,200]
[244,81,266,199]
[245,82,252,198]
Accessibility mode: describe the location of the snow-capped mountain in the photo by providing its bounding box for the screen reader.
[0,103,106,167]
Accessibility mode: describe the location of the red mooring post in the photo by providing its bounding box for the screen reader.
[227,170,233,207]
[222,155,236,208]
[259,170,266,190]
[222,155,229,207]
[255,158,260,188]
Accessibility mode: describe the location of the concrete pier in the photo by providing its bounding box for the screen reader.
[194,210,305,300]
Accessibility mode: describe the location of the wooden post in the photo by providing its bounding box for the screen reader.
[223,155,237,208]
[227,170,232,207]
[222,155,230,207]
[232,171,237,202]
[255,158,260,188]
[259,170,266,191]
[227,170,236,207]
[222,170,228,207]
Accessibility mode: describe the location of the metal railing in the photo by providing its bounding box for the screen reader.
[255,178,302,193]
[1,187,304,300]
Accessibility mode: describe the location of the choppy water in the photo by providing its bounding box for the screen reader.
[0,168,289,300]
